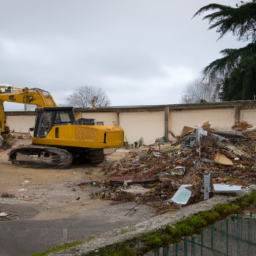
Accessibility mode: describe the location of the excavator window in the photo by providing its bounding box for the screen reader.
[34,107,75,138]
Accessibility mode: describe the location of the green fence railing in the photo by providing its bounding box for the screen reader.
[147,215,256,256]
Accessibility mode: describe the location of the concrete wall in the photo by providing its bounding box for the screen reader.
[6,115,36,133]
[169,108,235,136]
[119,111,165,145]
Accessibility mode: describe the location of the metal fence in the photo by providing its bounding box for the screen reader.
[145,215,256,256]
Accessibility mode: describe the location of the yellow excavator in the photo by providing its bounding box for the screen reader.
[0,85,124,167]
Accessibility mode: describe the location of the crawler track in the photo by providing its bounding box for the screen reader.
[9,146,73,168]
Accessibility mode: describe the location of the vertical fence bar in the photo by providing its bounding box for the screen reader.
[175,243,178,256]
[201,232,203,256]
[211,225,214,250]
[184,237,187,256]
[226,219,229,256]
[237,218,240,256]
[163,247,169,256]
[248,219,251,256]
[192,236,195,256]
[154,249,159,256]
[254,219,255,245]
[221,220,224,243]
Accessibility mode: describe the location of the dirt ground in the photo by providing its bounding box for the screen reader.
[0,139,153,256]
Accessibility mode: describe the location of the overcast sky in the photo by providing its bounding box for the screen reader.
[0,0,246,110]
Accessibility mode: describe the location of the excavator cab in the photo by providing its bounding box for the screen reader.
[34,107,75,138]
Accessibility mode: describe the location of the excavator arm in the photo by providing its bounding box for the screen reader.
[0,85,58,132]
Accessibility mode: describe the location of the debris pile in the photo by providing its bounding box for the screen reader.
[232,121,253,132]
[86,121,256,215]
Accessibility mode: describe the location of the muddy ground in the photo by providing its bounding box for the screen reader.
[0,139,153,256]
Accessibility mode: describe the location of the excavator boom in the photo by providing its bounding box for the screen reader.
[0,85,58,132]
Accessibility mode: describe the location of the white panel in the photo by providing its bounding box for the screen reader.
[169,108,235,135]
[119,111,165,145]
[6,115,36,133]
[240,109,256,126]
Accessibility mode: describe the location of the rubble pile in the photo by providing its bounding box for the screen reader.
[87,122,256,215]
[232,121,253,132]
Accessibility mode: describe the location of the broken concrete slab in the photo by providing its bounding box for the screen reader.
[213,184,241,193]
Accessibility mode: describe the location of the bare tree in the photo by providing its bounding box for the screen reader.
[181,77,221,103]
[67,86,111,108]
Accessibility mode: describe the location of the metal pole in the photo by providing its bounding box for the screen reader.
[226,219,229,255]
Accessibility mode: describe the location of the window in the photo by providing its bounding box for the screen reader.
[96,121,104,125]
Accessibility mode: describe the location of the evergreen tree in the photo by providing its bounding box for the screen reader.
[194,1,256,100]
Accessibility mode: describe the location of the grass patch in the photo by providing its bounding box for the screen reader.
[120,226,137,234]
[29,240,83,256]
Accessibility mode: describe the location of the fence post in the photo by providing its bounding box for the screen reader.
[211,225,214,250]
[248,219,251,256]
[184,237,187,256]
[163,247,169,256]
[192,236,195,256]
[201,232,204,256]
[237,218,240,256]
[175,243,179,256]
[226,219,229,255]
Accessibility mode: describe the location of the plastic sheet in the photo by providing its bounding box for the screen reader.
[170,185,192,204]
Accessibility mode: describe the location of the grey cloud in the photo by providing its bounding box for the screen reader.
[0,0,243,110]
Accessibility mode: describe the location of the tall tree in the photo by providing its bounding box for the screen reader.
[194,1,256,100]
[67,86,110,108]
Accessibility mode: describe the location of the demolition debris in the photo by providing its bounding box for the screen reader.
[83,121,256,215]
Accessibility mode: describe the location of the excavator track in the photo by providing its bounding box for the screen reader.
[9,146,73,168]
[87,148,104,164]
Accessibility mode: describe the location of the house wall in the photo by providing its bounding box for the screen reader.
[169,108,235,136]
[119,111,165,145]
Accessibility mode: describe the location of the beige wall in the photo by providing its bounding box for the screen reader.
[240,109,256,126]
[169,108,235,136]
[119,111,165,145]
[6,115,36,133]
[5,107,256,144]
[81,112,118,126]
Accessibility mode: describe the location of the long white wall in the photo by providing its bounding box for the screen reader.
[5,106,256,144]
